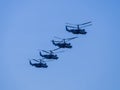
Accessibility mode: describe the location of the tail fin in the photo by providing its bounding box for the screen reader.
[52,40,56,45]
[66,26,71,32]
[39,51,43,57]
[29,60,33,66]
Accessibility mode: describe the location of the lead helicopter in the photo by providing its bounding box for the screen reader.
[29,59,48,68]
[52,36,78,49]
[66,21,92,35]
[39,50,59,60]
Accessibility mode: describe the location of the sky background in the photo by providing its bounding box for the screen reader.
[1,0,120,90]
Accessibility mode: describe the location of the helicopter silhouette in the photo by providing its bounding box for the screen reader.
[52,36,78,49]
[29,59,48,68]
[39,50,59,60]
[66,21,92,35]
[29,21,92,69]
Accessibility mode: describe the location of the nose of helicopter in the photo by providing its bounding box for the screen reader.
[82,29,87,34]
[55,56,59,60]
[69,45,72,48]
[54,55,59,59]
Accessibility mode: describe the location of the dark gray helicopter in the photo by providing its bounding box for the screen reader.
[52,37,78,49]
[29,59,48,68]
[39,50,59,60]
[66,21,92,35]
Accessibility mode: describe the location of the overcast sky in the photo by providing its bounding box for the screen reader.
[1,0,120,90]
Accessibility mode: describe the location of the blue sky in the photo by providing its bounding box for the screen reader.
[1,0,120,90]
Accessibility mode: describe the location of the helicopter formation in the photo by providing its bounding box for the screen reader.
[29,22,92,68]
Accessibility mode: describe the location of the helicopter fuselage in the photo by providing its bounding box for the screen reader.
[29,60,48,68]
[52,40,72,48]
[66,29,87,34]
[40,52,58,59]
[66,26,87,34]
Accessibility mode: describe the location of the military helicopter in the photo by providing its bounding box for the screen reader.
[39,50,59,60]
[52,36,78,49]
[66,21,92,35]
[29,59,48,68]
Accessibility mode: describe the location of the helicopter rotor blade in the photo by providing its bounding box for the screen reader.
[66,21,92,26]
[54,36,63,40]
[66,23,75,26]
[37,49,49,53]
[66,25,76,28]
[51,48,65,53]
[54,36,66,42]
[79,21,92,25]
[42,50,50,53]
[54,36,77,40]
[32,59,40,62]
[52,40,59,42]
[55,50,65,53]
[44,59,57,62]
[49,50,54,53]
[52,40,63,43]
[32,58,47,63]
[66,37,78,41]
[79,24,92,28]
[52,48,61,51]
[54,36,78,43]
